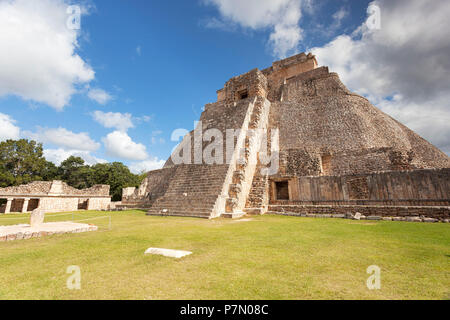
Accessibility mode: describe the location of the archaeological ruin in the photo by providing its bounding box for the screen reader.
[121,52,450,221]
[0,180,111,214]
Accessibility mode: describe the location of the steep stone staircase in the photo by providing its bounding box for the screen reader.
[244,165,270,215]
[222,97,271,218]
[146,164,229,218]
[146,96,271,219]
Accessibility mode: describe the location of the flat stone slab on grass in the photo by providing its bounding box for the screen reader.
[145,248,192,259]
[0,222,98,242]
[231,218,254,223]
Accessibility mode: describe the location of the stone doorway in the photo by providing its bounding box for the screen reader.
[27,199,40,212]
[78,199,89,210]
[275,181,290,200]
[0,199,6,213]
[11,199,25,213]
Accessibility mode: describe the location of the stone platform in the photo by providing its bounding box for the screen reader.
[0,222,98,242]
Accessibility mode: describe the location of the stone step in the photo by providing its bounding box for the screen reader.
[147,211,211,219]
[148,200,217,206]
[147,204,214,210]
[147,207,211,213]
[244,208,264,215]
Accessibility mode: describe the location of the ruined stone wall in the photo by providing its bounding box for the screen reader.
[278,149,322,176]
[0,181,111,213]
[278,168,450,204]
[87,197,112,211]
[0,181,110,197]
[122,187,136,198]
[217,69,268,103]
[61,184,110,196]
[122,167,177,204]
[269,204,450,221]
[39,197,79,213]
[262,53,319,101]
[0,181,52,195]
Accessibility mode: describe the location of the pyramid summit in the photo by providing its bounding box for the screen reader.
[121,53,450,220]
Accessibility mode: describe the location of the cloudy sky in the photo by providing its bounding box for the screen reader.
[0,0,449,173]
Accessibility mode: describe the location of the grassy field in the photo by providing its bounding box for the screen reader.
[0,210,449,300]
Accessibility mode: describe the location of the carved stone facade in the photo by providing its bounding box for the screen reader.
[0,180,111,214]
[122,52,450,220]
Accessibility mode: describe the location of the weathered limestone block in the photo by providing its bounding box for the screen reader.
[30,208,45,227]
[232,171,245,184]
[229,184,242,198]
[226,198,238,213]
[144,248,192,259]
[406,217,422,222]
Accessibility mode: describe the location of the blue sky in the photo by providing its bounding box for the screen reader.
[1,0,449,173]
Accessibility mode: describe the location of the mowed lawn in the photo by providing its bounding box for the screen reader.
[0,210,449,300]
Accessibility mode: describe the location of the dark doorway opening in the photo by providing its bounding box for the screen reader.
[238,89,248,100]
[11,199,24,213]
[78,199,88,210]
[275,181,290,200]
[0,199,6,213]
[27,199,40,212]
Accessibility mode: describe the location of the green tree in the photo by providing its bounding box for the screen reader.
[58,156,92,189]
[42,161,60,181]
[91,162,143,201]
[0,139,47,186]
[0,139,146,201]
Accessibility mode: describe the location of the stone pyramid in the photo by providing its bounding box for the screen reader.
[121,53,450,219]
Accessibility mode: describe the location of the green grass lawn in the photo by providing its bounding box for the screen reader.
[0,210,449,300]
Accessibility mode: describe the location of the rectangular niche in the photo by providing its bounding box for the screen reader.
[321,154,332,176]
[275,181,290,200]
[238,89,248,100]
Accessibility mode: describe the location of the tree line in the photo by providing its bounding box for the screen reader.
[0,139,146,201]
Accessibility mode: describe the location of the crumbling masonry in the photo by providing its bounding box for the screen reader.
[121,53,450,221]
[0,180,111,213]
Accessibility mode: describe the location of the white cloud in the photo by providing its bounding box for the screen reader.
[92,111,134,132]
[140,115,151,122]
[310,0,450,155]
[129,158,165,174]
[136,45,142,56]
[0,113,20,141]
[0,0,95,110]
[24,127,100,151]
[332,7,348,27]
[203,0,306,58]
[102,131,148,160]
[201,16,233,31]
[44,148,107,166]
[87,88,113,105]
